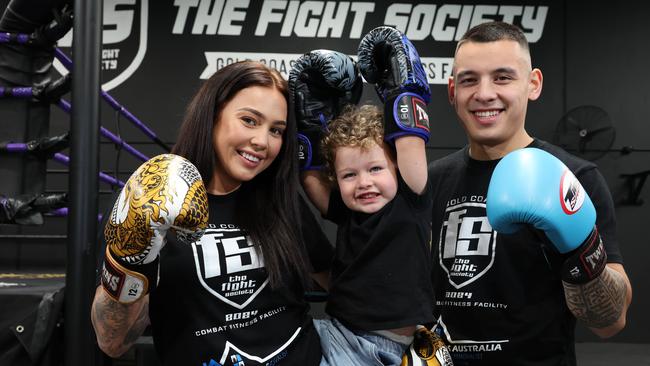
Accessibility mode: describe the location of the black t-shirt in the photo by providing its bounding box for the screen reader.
[428,139,623,366]
[325,173,435,331]
[148,191,333,366]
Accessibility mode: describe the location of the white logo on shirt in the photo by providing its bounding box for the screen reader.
[439,202,497,289]
[192,227,268,309]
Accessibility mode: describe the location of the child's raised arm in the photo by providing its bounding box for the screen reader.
[357,26,431,194]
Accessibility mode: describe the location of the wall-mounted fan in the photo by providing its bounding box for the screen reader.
[553,105,616,161]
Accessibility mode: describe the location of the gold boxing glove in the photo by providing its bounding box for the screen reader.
[101,154,208,303]
[402,326,454,366]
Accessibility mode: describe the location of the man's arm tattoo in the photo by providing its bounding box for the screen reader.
[563,267,627,328]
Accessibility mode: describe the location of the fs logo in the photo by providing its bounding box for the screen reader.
[439,201,496,289]
[53,0,148,91]
[559,169,585,215]
[192,226,268,309]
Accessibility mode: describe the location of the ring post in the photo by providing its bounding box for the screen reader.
[65,0,102,365]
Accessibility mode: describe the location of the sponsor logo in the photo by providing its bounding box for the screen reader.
[574,231,606,280]
[439,199,496,288]
[394,94,430,131]
[230,354,245,366]
[54,0,148,91]
[559,170,585,214]
[101,263,121,293]
[584,241,605,270]
[414,99,430,129]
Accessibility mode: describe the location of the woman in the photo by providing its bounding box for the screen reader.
[92,61,332,365]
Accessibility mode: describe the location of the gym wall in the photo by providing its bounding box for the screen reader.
[0,0,647,345]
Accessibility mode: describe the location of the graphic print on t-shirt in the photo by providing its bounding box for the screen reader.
[199,329,299,366]
[434,316,508,359]
[439,200,497,289]
[191,224,269,309]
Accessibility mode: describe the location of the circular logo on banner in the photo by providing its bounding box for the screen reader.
[559,169,585,215]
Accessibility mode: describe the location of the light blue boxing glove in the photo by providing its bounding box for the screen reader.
[487,148,607,284]
[357,26,431,143]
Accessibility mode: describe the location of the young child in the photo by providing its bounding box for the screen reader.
[301,103,434,365]
[289,26,435,365]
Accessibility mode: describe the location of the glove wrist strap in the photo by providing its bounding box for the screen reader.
[384,92,430,143]
[562,227,607,284]
[101,246,159,303]
[298,133,324,171]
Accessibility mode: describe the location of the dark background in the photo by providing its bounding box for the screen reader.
[1,0,648,345]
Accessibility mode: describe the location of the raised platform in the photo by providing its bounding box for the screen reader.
[0,272,65,366]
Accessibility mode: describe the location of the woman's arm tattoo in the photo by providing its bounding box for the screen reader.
[92,289,149,357]
[563,267,627,328]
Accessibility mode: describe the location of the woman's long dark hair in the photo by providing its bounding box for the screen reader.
[172,61,309,287]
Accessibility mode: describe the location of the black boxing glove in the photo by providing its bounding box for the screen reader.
[358,26,431,143]
[289,49,363,170]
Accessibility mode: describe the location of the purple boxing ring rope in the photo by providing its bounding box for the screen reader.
[54,47,172,152]
[2,140,125,187]
[0,86,34,98]
[0,86,150,163]
[52,153,124,187]
[0,31,31,45]
[57,99,149,162]
[47,207,102,222]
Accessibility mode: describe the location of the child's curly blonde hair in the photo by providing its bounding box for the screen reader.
[321,104,391,184]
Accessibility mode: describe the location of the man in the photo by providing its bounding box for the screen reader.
[428,21,632,365]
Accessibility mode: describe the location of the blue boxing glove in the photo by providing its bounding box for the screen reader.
[357,26,431,143]
[486,148,607,284]
[289,49,363,170]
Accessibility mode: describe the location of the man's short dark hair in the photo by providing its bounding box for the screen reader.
[457,21,529,52]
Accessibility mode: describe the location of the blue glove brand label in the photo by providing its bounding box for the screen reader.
[395,94,430,131]
[559,170,585,215]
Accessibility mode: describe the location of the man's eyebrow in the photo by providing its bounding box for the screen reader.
[455,70,477,79]
[494,67,518,75]
[455,67,518,79]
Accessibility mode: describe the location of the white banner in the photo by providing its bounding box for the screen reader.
[201,52,453,84]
